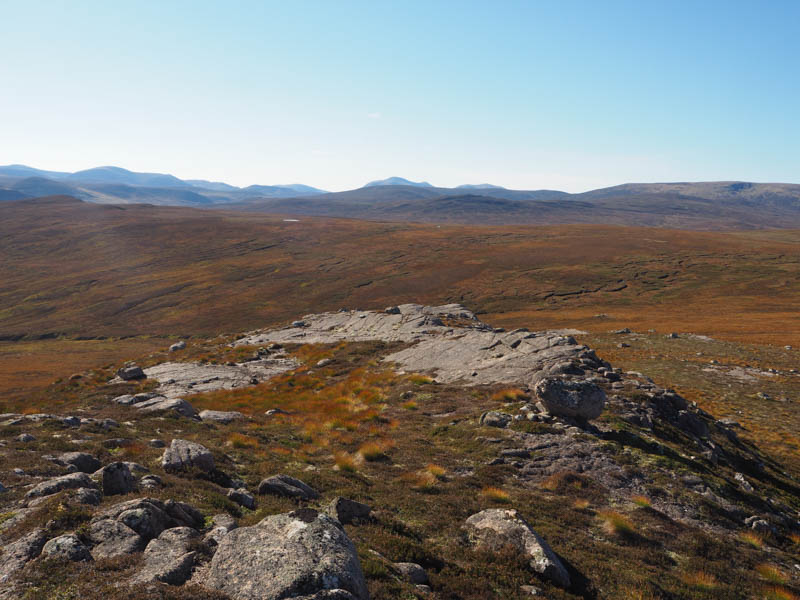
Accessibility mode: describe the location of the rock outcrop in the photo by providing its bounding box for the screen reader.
[258,474,319,500]
[204,509,369,600]
[465,508,570,588]
[162,439,215,473]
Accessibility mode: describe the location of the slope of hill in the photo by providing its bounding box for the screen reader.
[365,176,434,187]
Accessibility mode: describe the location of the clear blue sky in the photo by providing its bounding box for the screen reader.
[1,1,798,192]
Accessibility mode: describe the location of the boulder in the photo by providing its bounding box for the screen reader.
[132,527,197,585]
[480,411,512,428]
[257,474,319,500]
[73,487,102,506]
[97,461,137,495]
[42,534,93,562]
[393,562,429,585]
[26,472,95,498]
[56,452,102,473]
[88,519,146,559]
[0,528,47,583]
[199,409,245,424]
[140,475,164,490]
[227,488,256,510]
[162,439,215,473]
[16,433,35,443]
[169,341,187,352]
[465,508,570,588]
[325,497,372,524]
[137,397,198,418]
[204,509,368,600]
[534,378,605,420]
[117,365,145,380]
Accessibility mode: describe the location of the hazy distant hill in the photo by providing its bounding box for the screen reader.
[364,176,433,188]
[0,164,327,205]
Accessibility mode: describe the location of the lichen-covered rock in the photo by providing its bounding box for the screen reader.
[132,527,197,585]
[199,410,245,424]
[0,528,47,583]
[480,411,512,428]
[88,519,146,559]
[42,534,93,562]
[257,474,319,500]
[325,497,372,524]
[534,377,605,420]
[204,509,368,600]
[227,488,255,510]
[465,508,570,588]
[56,452,101,474]
[97,461,137,495]
[161,439,215,473]
[117,365,145,380]
[26,472,96,498]
[393,562,429,585]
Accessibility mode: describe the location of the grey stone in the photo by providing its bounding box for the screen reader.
[132,527,197,585]
[26,472,96,498]
[140,475,164,490]
[204,509,368,600]
[534,377,606,420]
[62,416,81,427]
[98,461,137,495]
[465,508,570,588]
[227,488,256,510]
[88,519,146,559]
[325,497,372,525]
[42,534,93,562]
[162,439,215,473]
[480,411,512,428]
[136,397,198,418]
[148,439,166,448]
[16,433,35,443]
[0,528,47,583]
[73,487,102,506]
[56,451,101,473]
[117,365,146,380]
[199,409,245,424]
[393,562,429,585]
[257,474,319,500]
[169,340,187,352]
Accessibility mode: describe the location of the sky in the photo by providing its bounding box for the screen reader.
[1,0,798,192]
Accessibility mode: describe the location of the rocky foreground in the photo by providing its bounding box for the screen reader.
[1,304,799,599]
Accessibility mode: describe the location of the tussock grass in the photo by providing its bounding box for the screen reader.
[573,498,591,510]
[408,374,433,385]
[358,441,390,462]
[401,400,418,410]
[681,571,718,590]
[490,388,527,402]
[756,564,787,585]
[598,510,636,537]
[740,531,764,549]
[631,495,651,508]
[334,451,358,473]
[763,587,800,600]
[227,432,259,449]
[480,487,511,503]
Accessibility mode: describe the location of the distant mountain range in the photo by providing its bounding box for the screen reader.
[0,164,328,206]
[2,165,800,229]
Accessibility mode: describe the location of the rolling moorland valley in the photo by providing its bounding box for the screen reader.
[2,2,800,600]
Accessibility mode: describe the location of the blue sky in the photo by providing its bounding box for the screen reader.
[1,1,798,192]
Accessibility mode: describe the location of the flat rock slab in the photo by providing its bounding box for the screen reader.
[238,304,602,389]
[143,357,298,399]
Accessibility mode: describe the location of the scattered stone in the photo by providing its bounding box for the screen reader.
[140,475,164,490]
[74,487,103,505]
[611,328,631,334]
[316,358,333,368]
[325,497,372,524]
[227,488,256,510]
[480,411,512,428]
[534,377,606,420]
[169,340,187,352]
[199,409,245,424]
[258,474,319,500]
[617,342,630,348]
[204,509,368,600]
[735,472,755,492]
[42,534,93,562]
[132,527,197,585]
[148,439,166,448]
[666,333,679,339]
[62,416,81,427]
[117,365,146,380]
[56,451,101,474]
[97,461,137,496]
[0,528,47,583]
[26,472,96,498]
[500,448,531,459]
[16,433,35,443]
[265,408,290,417]
[136,397,198,418]
[162,439,215,473]
[393,562,429,585]
[102,438,135,449]
[465,509,570,588]
[88,519,147,559]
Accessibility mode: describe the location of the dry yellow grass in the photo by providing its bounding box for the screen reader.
[480,487,511,503]
[756,564,787,585]
[598,510,635,537]
[681,571,718,590]
[740,531,764,549]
